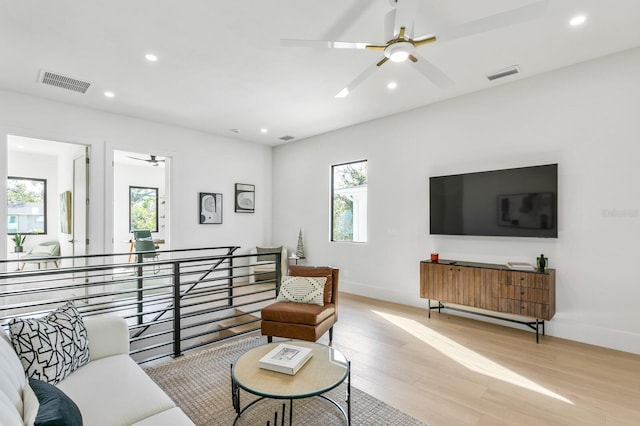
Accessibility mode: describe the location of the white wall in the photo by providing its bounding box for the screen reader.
[272,47,640,354]
[0,90,274,261]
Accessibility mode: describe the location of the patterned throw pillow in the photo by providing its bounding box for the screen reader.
[9,301,90,384]
[276,276,326,306]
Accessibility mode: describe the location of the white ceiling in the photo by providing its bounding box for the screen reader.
[1,1,639,146]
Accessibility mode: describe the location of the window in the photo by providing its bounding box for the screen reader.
[331,160,367,242]
[7,177,47,235]
[129,186,158,232]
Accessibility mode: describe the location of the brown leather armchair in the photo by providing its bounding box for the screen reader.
[261,265,339,343]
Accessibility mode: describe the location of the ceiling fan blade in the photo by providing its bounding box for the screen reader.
[335,62,380,98]
[414,35,437,47]
[376,57,389,67]
[436,0,548,43]
[281,39,371,50]
[393,0,418,37]
[411,53,454,88]
[320,0,376,41]
[365,44,387,51]
[127,156,147,161]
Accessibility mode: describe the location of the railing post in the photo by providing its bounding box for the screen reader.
[173,261,182,358]
[227,249,234,307]
[275,252,282,295]
[136,253,144,326]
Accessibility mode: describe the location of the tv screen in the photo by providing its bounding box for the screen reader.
[430,164,558,238]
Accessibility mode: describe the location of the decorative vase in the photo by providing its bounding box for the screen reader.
[537,254,546,271]
[15,246,23,253]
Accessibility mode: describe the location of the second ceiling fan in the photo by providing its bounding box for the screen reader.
[127,154,165,166]
[281,0,548,97]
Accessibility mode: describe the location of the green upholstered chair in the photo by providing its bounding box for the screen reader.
[20,241,60,270]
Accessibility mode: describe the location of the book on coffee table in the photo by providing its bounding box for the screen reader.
[259,343,313,375]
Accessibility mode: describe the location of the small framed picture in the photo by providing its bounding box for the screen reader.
[199,192,223,224]
[235,183,255,213]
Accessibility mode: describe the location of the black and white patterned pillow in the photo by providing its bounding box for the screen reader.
[276,276,326,306]
[9,301,90,384]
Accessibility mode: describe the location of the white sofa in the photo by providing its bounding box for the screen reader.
[0,315,194,426]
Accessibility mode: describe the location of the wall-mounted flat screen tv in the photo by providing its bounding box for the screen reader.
[430,164,557,238]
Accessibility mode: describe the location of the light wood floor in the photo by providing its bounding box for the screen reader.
[313,293,640,426]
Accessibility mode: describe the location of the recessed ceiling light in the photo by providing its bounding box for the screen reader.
[387,81,398,90]
[335,88,349,98]
[145,53,158,62]
[104,91,115,98]
[569,15,586,27]
[260,128,268,134]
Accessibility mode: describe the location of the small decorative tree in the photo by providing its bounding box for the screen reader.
[296,229,305,259]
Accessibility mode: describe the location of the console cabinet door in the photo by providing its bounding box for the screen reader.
[478,269,502,311]
[421,263,481,306]
[421,263,452,301]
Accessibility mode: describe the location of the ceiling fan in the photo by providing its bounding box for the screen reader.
[127,154,165,166]
[281,0,548,97]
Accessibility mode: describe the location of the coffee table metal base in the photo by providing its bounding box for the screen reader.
[231,362,351,425]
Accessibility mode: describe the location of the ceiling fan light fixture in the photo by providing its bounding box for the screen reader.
[385,41,413,63]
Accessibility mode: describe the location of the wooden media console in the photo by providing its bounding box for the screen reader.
[420,260,555,342]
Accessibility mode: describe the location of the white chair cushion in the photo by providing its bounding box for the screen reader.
[21,382,39,426]
[131,407,195,426]
[0,332,27,426]
[57,354,176,426]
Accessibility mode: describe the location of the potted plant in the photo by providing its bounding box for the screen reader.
[12,233,26,253]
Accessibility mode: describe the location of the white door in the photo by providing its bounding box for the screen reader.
[72,148,89,260]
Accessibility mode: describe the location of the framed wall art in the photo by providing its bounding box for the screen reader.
[199,192,223,224]
[235,183,255,213]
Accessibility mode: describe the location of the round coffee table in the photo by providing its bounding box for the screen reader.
[231,340,350,425]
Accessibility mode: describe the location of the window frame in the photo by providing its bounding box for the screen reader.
[330,159,368,243]
[7,176,48,235]
[129,186,159,233]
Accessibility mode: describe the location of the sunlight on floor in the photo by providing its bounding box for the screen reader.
[373,310,573,405]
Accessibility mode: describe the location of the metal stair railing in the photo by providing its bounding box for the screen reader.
[132,246,240,338]
[0,246,281,364]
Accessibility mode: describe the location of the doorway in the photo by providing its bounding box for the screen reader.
[6,135,89,268]
[112,150,170,259]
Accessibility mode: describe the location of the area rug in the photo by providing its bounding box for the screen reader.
[145,335,426,425]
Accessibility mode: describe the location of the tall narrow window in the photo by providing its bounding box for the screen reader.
[331,160,368,243]
[129,186,158,232]
[7,177,47,235]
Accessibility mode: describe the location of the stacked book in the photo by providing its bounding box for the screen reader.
[506,261,535,271]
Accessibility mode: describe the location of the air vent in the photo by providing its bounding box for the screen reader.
[38,70,91,93]
[279,135,295,141]
[486,65,520,81]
